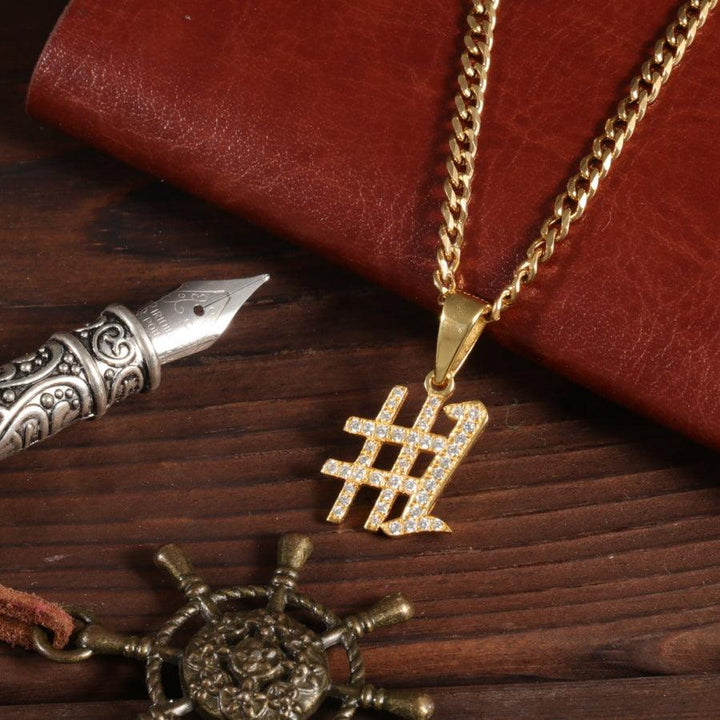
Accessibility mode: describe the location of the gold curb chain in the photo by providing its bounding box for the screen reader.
[434,0,717,320]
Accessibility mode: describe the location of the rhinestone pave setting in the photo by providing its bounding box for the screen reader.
[322,385,488,536]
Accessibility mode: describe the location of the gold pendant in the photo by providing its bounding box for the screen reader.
[324,293,489,536]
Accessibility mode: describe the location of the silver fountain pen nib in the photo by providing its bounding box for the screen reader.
[135,275,270,364]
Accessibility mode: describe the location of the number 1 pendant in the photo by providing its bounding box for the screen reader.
[323,293,490,536]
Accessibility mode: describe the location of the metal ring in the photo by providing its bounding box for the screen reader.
[32,606,95,664]
[424,371,455,399]
[106,304,162,391]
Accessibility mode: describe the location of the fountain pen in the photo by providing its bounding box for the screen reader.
[0,276,269,461]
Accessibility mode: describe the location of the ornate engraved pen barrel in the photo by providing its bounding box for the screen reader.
[0,277,268,463]
[0,305,160,461]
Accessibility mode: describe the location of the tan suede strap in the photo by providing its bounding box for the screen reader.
[0,584,74,650]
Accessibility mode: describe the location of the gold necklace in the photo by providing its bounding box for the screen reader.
[321,0,717,536]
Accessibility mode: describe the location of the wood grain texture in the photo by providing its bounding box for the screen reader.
[1,3,720,718]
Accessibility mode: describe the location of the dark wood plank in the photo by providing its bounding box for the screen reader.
[1,2,720,718]
[4,676,720,720]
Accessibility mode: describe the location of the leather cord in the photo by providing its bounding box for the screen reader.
[0,584,73,650]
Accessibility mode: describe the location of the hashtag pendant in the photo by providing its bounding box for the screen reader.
[322,383,488,536]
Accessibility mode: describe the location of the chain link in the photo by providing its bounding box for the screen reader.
[434,0,717,320]
[434,1,498,301]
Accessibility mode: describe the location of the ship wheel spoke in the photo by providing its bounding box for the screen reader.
[322,593,414,648]
[331,684,434,720]
[267,533,313,612]
[154,543,221,622]
[152,643,184,665]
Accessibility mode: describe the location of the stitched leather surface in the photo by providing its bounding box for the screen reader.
[27,1,720,449]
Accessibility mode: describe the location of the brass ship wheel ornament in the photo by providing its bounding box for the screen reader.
[33,534,434,720]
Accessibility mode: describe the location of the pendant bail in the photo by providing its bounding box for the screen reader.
[433,292,489,388]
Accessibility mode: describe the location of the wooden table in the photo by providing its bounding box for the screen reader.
[2,4,720,718]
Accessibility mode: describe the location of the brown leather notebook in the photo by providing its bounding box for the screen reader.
[27,1,720,450]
